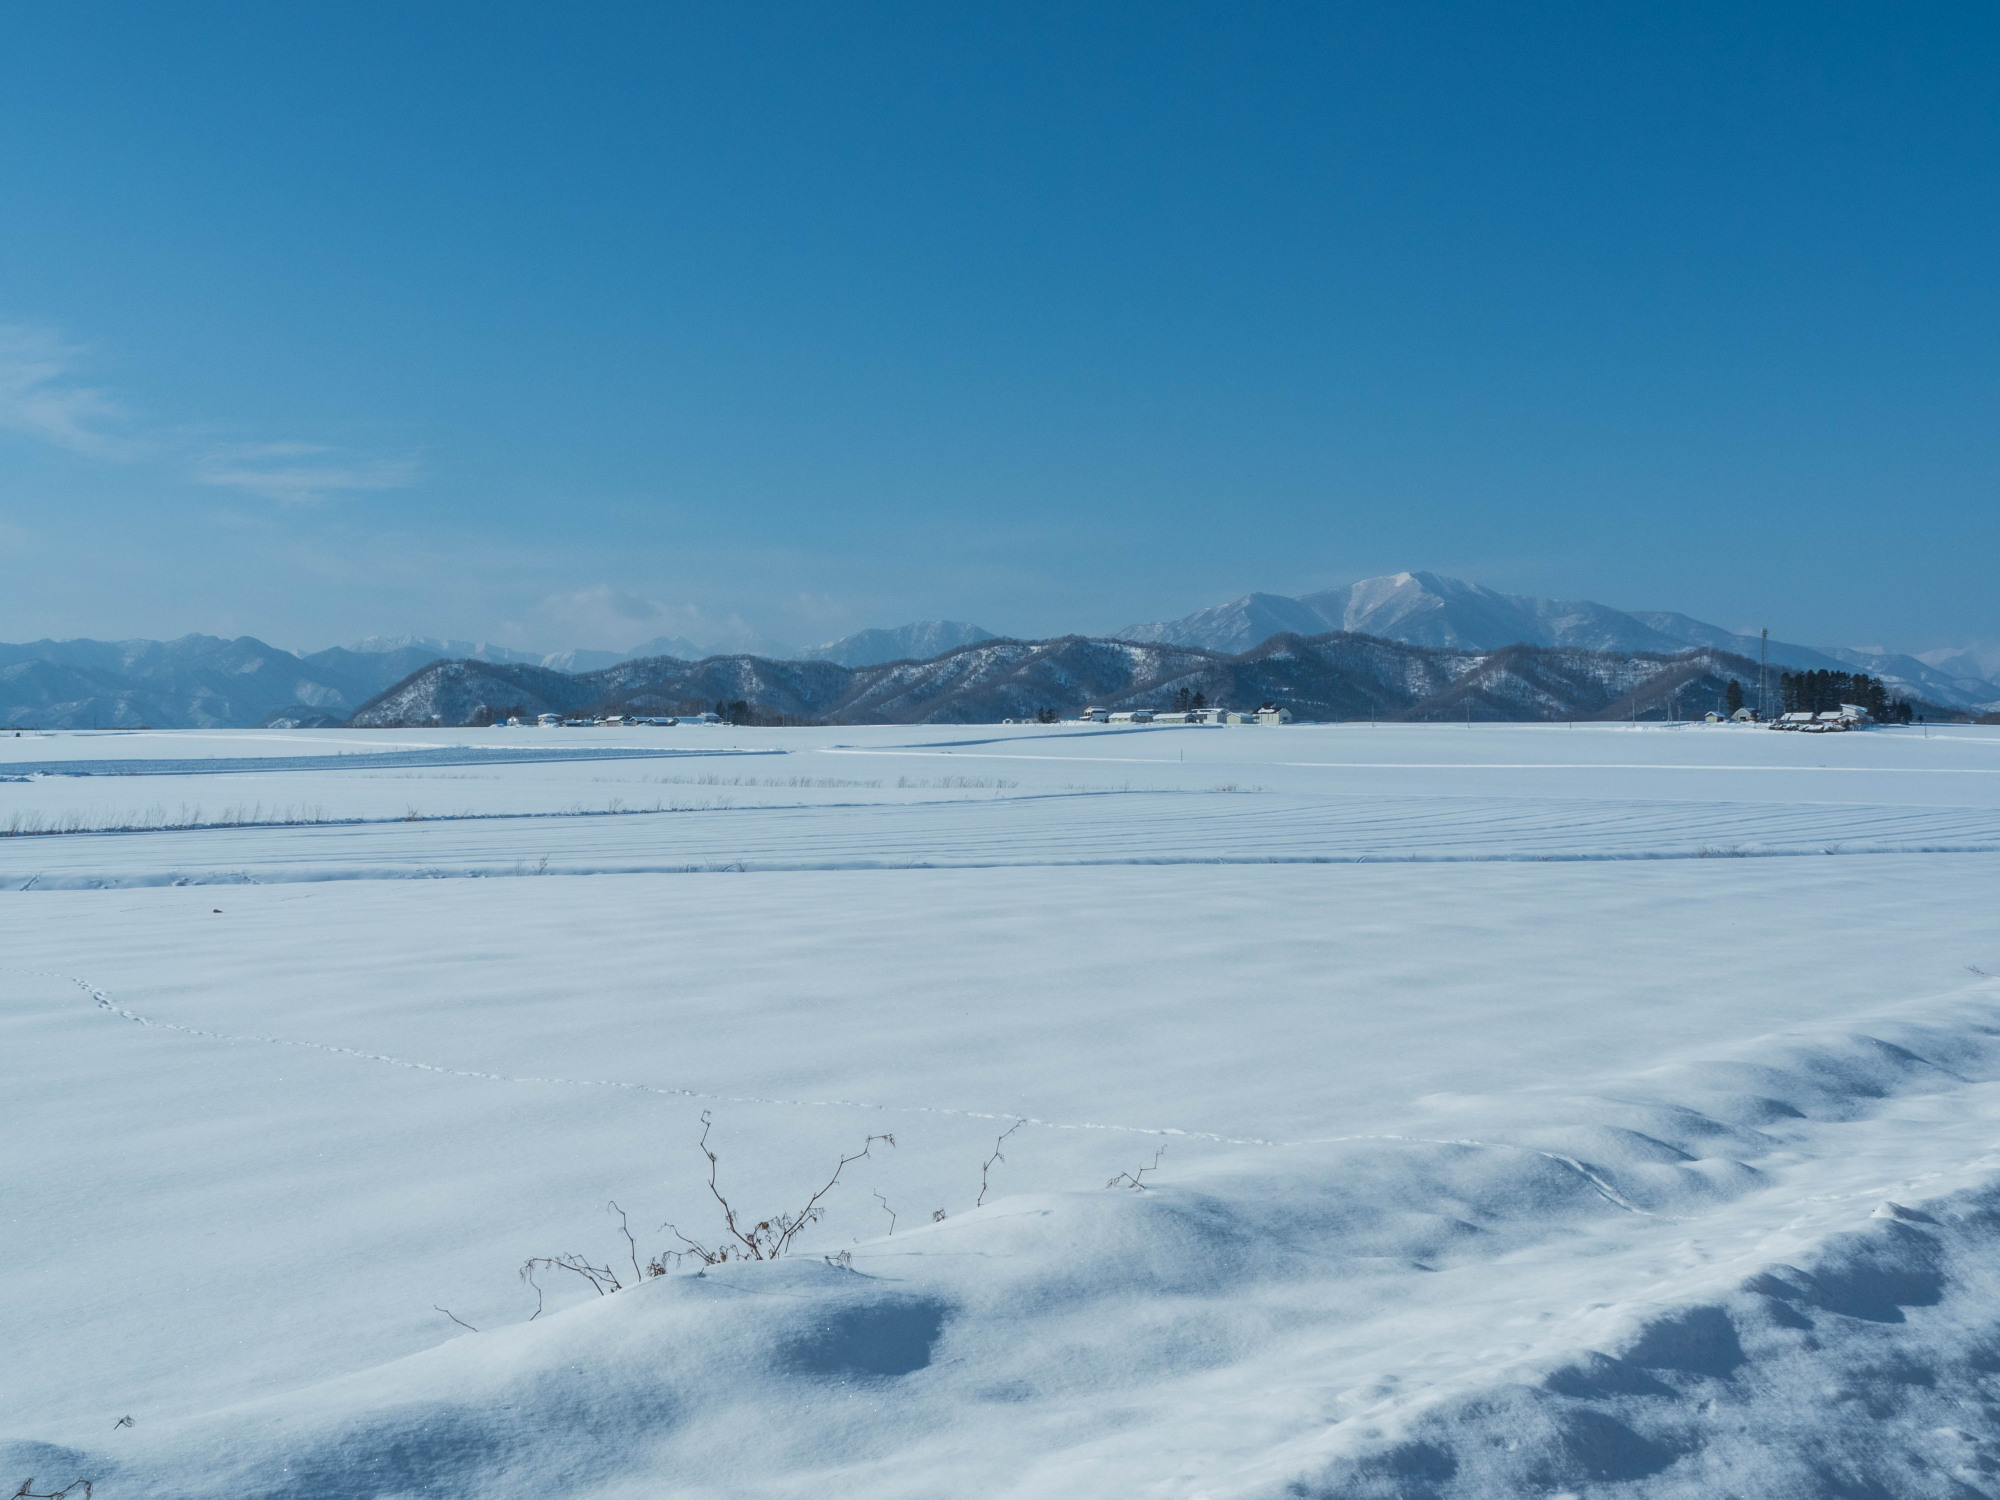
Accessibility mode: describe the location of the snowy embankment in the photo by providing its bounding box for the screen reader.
[5,723,2000,1497]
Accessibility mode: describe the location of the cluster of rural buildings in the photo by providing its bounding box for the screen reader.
[1764,706,1878,732]
[505,703,1297,728]
[498,713,723,728]
[1702,705,1878,731]
[499,701,1897,731]
[1052,703,1293,725]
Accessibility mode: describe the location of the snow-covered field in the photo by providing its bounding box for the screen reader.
[6,721,2000,1497]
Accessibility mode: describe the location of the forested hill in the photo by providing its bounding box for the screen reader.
[346,633,1798,727]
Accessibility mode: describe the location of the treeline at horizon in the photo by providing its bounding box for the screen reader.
[1777,670,1914,722]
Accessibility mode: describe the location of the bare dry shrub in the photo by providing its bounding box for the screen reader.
[518,1116,893,1315]
[667,1112,893,1265]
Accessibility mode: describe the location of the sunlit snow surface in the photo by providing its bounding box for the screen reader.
[6,721,2000,1497]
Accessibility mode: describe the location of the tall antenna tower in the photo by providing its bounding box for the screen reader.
[1759,628,1769,719]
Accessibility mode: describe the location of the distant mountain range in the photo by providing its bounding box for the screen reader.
[348,635,1776,729]
[1117,572,1999,710]
[1920,641,2000,681]
[1,573,1992,729]
[0,635,442,731]
[343,622,999,675]
[0,623,1010,729]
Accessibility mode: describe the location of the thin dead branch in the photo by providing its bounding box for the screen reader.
[1107,1146,1167,1191]
[518,1251,624,1318]
[610,1200,643,1284]
[434,1305,479,1333]
[977,1119,1025,1207]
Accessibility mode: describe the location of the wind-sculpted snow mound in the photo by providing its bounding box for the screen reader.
[1295,1196,2000,1500]
[33,986,2000,1498]
[30,1267,956,1499]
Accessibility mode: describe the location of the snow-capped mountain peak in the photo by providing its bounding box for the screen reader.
[344,635,545,665]
[1120,572,2000,709]
[1115,594,1332,654]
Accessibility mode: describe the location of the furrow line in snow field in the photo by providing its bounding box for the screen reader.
[0,787,1110,842]
[6,785,2000,887]
[10,840,2000,890]
[0,745,784,778]
[822,747,2000,773]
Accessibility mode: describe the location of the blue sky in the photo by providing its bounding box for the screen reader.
[0,1,1994,654]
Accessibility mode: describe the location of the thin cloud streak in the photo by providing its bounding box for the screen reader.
[0,323,137,459]
[193,442,420,505]
[0,317,418,501]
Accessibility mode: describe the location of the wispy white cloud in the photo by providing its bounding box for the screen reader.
[540,583,668,625]
[0,323,137,459]
[191,442,419,506]
[525,586,792,654]
[0,317,418,502]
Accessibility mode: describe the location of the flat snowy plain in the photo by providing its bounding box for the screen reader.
[6,720,2000,1498]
